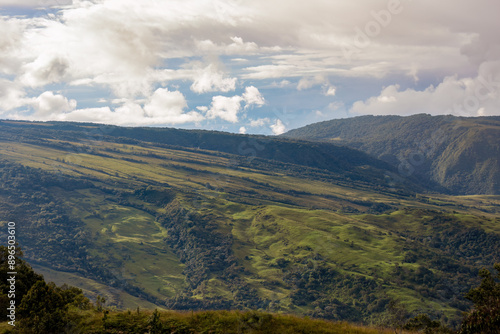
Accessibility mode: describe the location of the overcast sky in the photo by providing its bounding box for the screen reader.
[1,0,499,134]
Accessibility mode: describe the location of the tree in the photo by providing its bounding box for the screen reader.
[404,313,453,334]
[18,281,68,333]
[96,294,106,312]
[460,263,500,334]
[149,309,162,334]
[386,299,409,334]
[0,245,44,319]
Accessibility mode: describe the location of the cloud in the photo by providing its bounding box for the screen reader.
[297,75,327,90]
[0,17,25,75]
[205,86,265,122]
[242,86,265,106]
[0,0,72,6]
[15,88,204,126]
[142,88,205,125]
[21,54,69,87]
[297,75,336,97]
[33,91,77,117]
[0,79,30,112]
[350,61,500,117]
[2,0,500,129]
[270,119,286,135]
[239,126,247,134]
[206,95,243,123]
[190,63,237,93]
[249,117,270,127]
[324,86,336,96]
[196,36,262,55]
[144,88,185,117]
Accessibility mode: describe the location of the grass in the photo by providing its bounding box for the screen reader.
[51,187,187,303]
[0,309,403,333]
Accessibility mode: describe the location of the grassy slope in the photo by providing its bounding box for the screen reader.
[0,121,498,326]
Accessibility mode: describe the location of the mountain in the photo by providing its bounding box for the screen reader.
[0,120,499,329]
[282,114,500,195]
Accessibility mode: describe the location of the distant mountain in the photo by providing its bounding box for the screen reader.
[283,114,500,195]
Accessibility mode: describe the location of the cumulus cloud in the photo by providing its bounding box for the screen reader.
[190,63,237,94]
[16,88,204,126]
[270,119,286,135]
[350,61,500,117]
[144,88,186,118]
[33,91,77,117]
[239,126,247,134]
[206,95,243,123]
[142,88,204,124]
[205,86,265,123]
[242,86,265,107]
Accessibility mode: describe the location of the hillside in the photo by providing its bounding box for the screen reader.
[282,114,500,195]
[0,120,499,329]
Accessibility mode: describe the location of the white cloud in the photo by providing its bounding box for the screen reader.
[350,61,500,117]
[324,86,336,96]
[297,76,337,97]
[143,88,204,123]
[242,86,265,106]
[249,117,270,127]
[196,36,262,55]
[15,88,204,126]
[144,88,186,118]
[0,17,25,75]
[0,79,30,112]
[297,75,327,90]
[204,85,265,123]
[21,54,69,87]
[33,91,77,117]
[206,95,243,123]
[239,126,247,134]
[190,63,237,94]
[0,0,71,6]
[272,80,291,88]
[270,119,286,135]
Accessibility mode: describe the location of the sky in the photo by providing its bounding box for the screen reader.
[0,0,499,135]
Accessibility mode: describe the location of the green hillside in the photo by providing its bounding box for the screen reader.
[0,120,499,329]
[282,114,500,195]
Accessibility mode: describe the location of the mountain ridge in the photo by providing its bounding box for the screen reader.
[282,114,500,195]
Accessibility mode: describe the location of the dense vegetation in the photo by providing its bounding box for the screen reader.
[0,120,498,331]
[283,114,500,195]
[1,246,499,332]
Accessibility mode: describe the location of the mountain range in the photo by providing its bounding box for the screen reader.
[283,114,500,195]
